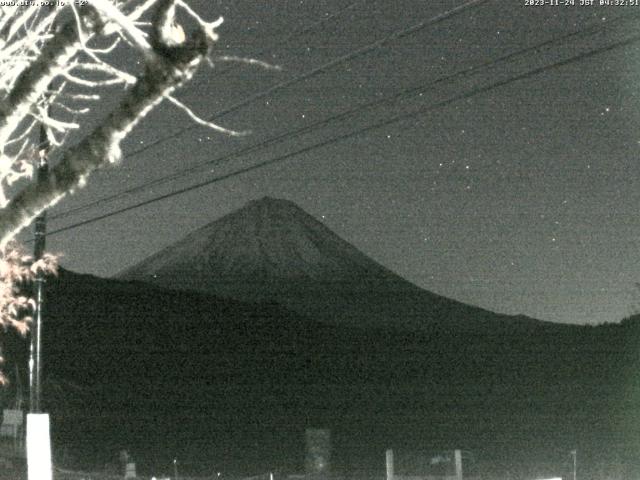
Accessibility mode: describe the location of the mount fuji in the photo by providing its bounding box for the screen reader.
[119,196,546,332]
[15,197,638,475]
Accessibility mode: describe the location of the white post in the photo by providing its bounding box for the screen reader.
[386,449,394,480]
[124,462,137,479]
[26,413,52,480]
[454,449,463,480]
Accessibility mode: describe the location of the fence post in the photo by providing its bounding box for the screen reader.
[454,449,463,480]
[386,449,394,480]
[26,413,52,480]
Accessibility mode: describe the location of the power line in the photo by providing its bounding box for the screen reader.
[50,0,491,221]
[49,12,636,222]
[47,0,492,224]
[190,0,366,83]
[39,32,640,240]
[112,0,491,160]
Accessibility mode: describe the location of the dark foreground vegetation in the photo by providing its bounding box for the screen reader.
[0,268,637,479]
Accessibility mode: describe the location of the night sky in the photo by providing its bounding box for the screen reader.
[28,0,640,325]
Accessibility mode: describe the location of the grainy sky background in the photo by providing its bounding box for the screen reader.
[29,0,640,325]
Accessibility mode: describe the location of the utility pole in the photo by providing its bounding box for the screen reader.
[29,123,48,413]
[26,23,53,476]
[26,119,52,480]
[570,450,577,480]
[26,126,52,480]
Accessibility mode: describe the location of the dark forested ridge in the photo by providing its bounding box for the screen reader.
[4,266,638,477]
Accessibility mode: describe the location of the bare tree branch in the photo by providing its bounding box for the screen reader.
[0,8,101,146]
[0,0,220,246]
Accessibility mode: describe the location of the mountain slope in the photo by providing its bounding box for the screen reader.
[3,268,636,477]
[118,197,546,332]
